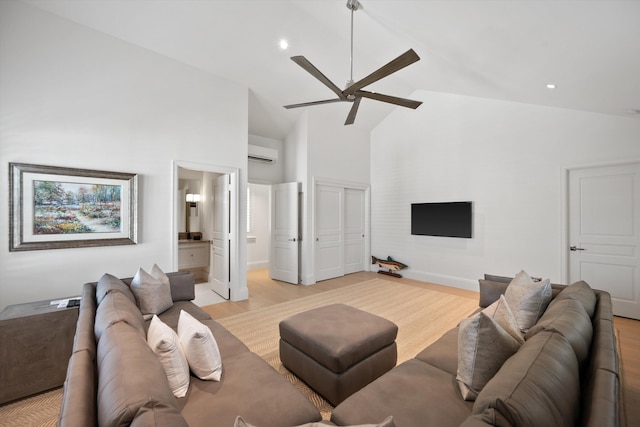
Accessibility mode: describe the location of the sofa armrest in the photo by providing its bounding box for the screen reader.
[167,272,196,302]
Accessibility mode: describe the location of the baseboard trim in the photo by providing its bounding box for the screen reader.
[403,270,479,292]
[247,261,269,271]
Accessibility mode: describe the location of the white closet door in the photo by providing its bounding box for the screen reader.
[344,188,365,275]
[315,185,344,281]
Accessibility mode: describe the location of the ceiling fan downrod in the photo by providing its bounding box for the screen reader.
[345,0,360,92]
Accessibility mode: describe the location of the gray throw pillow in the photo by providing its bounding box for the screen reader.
[481,295,524,344]
[504,270,552,332]
[457,312,521,401]
[130,264,173,320]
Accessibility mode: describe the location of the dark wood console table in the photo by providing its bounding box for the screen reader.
[0,298,79,404]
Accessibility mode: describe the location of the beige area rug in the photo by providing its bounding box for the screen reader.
[0,278,477,426]
[0,388,62,427]
[214,278,478,420]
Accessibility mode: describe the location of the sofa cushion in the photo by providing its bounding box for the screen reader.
[130,265,174,320]
[473,331,580,427]
[415,327,458,376]
[481,295,524,344]
[504,271,552,332]
[94,291,146,341]
[97,321,178,427]
[457,312,521,401]
[177,351,322,427]
[199,319,251,360]
[331,359,473,427]
[130,400,189,427]
[157,301,211,330]
[177,310,223,381]
[553,280,597,318]
[96,273,136,305]
[525,297,593,364]
[147,315,190,398]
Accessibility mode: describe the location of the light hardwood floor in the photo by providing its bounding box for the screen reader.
[206,269,639,425]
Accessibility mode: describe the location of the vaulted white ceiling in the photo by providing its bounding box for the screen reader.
[25,0,640,139]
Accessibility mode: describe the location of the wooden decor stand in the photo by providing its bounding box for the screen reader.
[377,270,402,278]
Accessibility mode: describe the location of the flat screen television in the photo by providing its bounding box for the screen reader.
[411,201,472,238]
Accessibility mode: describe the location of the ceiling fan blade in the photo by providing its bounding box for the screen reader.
[357,91,422,109]
[291,56,347,100]
[284,98,344,109]
[344,97,362,125]
[344,49,420,96]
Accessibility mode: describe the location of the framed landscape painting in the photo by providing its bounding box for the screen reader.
[9,163,138,251]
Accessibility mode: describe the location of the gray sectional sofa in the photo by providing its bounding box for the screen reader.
[330,277,623,427]
[58,271,622,426]
[57,272,322,427]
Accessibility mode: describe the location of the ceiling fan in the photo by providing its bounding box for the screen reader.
[284,0,422,125]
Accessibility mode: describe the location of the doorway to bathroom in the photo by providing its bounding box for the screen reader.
[173,161,240,302]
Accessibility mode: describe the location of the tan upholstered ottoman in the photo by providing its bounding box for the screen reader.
[279,303,398,406]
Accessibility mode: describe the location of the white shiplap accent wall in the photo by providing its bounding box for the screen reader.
[371,90,640,291]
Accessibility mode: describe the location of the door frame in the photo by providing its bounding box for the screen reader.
[561,159,640,284]
[309,176,370,285]
[172,160,247,301]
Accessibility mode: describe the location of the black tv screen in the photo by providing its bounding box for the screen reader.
[411,202,472,238]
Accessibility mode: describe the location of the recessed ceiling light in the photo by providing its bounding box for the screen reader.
[546,84,556,89]
[279,39,289,50]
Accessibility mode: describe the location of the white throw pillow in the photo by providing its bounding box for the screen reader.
[130,265,173,320]
[482,295,524,344]
[504,270,552,332]
[147,315,190,398]
[177,310,223,381]
[456,312,521,401]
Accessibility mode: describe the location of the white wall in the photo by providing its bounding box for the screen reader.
[0,1,249,309]
[247,183,270,270]
[286,109,371,284]
[371,90,640,290]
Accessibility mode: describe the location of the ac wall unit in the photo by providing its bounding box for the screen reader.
[248,144,278,163]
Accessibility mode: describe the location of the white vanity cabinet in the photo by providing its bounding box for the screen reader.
[178,241,210,269]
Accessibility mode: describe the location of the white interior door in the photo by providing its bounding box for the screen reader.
[211,174,230,299]
[344,188,365,275]
[316,185,344,281]
[569,163,640,319]
[270,182,299,284]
